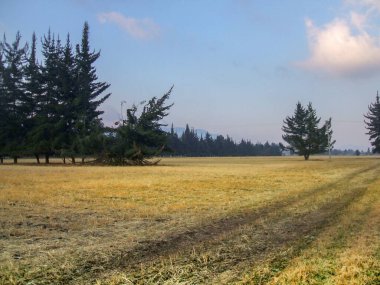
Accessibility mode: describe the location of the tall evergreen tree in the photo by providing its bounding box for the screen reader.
[204,132,213,155]
[282,102,307,158]
[181,124,198,155]
[73,22,110,162]
[28,31,61,163]
[0,43,5,163]
[54,34,77,163]
[167,123,181,155]
[0,32,28,163]
[24,32,43,162]
[364,92,380,153]
[282,102,334,160]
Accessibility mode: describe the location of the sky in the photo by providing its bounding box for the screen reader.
[1,0,380,150]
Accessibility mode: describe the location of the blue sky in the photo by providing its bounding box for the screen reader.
[1,0,380,150]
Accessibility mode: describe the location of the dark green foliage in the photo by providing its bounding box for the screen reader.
[0,23,111,164]
[167,126,282,156]
[0,44,5,163]
[27,31,62,163]
[364,93,380,153]
[0,43,5,162]
[54,34,78,162]
[73,22,110,162]
[0,32,28,163]
[23,33,43,162]
[104,87,174,165]
[282,102,335,160]
[23,33,40,121]
[0,23,289,164]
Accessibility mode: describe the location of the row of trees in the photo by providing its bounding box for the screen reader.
[0,23,177,165]
[1,23,379,164]
[167,125,282,156]
[0,22,110,163]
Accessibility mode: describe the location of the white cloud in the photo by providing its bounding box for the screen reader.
[350,11,369,31]
[345,0,380,13]
[299,10,380,77]
[98,12,160,40]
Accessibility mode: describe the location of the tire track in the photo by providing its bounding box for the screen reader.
[116,163,380,267]
[67,162,380,284]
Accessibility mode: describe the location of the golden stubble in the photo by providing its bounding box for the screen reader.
[0,156,378,284]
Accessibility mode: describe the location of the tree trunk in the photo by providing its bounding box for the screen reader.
[81,157,85,164]
[63,157,66,164]
[45,154,50,164]
[304,154,310,160]
[13,157,18,164]
[35,154,40,164]
[71,157,76,164]
[0,157,3,164]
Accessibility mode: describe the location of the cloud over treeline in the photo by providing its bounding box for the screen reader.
[299,0,380,78]
[98,12,160,40]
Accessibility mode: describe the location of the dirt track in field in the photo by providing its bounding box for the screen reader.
[81,162,380,284]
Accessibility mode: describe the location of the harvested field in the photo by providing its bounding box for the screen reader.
[0,157,379,284]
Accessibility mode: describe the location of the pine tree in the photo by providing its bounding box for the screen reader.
[282,102,334,160]
[54,34,77,163]
[364,92,380,153]
[24,32,43,163]
[28,31,61,163]
[73,22,110,162]
[167,123,181,155]
[105,87,173,165]
[1,32,28,163]
[204,132,213,156]
[282,102,308,159]
[0,43,5,163]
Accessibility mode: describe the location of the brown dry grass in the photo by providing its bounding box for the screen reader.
[0,156,379,284]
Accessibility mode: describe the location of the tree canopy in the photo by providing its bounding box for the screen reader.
[2,22,363,165]
[103,86,174,165]
[282,102,335,160]
[0,23,111,164]
[167,125,282,157]
[364,92,380,153]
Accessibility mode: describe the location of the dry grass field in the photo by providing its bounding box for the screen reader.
[0,156,379,284]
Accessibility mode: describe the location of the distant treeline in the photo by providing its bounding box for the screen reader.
[2,22,378,165]
[167,124,282,156]
[331,149,370,156]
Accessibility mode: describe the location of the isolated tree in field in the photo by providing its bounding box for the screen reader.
[364,92,380,153]
[105,86,174,165]
[282,102,335,160]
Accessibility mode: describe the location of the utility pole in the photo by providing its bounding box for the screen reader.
[120,100,127,124]
[328,132,331,160]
